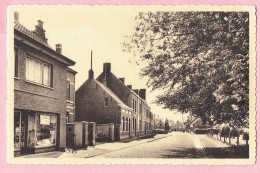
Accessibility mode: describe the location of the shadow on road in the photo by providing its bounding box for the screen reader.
[162,145,249,158]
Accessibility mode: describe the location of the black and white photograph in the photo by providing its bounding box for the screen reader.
[8,5,256,164]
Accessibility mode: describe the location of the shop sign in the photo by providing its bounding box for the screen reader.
[40,115,50,125]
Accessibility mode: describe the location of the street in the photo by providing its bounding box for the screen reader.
[62,131,248,159]
[94,132,230,158]
[21,131,248,159]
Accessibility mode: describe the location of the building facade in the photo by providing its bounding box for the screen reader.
[13,13,76,156]
[75,66,133,141]
[75,62,154,141]
[96,63,154,138]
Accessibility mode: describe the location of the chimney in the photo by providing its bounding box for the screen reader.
[119,78,125,84]
[127,85,132,90]
[103,63,111,74]
[89,50,94,79]
[56,44,62,54]
[133,89,139,95]
[34,20,47,42]
[14,12,19,22]
[139,89,146,100]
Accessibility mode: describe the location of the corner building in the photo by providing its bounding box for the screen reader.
[13,13,76,156]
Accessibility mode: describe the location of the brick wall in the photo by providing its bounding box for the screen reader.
[96,64,153,134]
[75,79,123,124]
[14,42,68,149]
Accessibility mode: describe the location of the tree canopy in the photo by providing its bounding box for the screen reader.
[124,12,249,127]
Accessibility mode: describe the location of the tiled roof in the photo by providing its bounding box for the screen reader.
[189,118,201,126]
[95,80,132,110]
[186,117,200,126]
[14,21,51,48]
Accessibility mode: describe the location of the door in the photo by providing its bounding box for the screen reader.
[20,113,35,155]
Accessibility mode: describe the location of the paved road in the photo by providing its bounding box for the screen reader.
[94,132,230,158]
[21,132,248,158]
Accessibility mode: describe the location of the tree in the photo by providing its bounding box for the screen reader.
[124,12,249,127]
[164,118,170,131]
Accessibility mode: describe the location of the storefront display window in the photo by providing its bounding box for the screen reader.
[36,114,57,148]
[14,112,21,150]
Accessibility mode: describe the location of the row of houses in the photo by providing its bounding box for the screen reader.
[13,13,153,157]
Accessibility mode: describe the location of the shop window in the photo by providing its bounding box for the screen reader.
[26,56,52,87]
[35,114,57,148]
[14,112,21,150]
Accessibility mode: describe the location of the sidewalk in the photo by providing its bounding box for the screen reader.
[18,133,172,158]
[58,133,172,158]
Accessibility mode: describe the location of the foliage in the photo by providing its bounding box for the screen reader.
[124,12,249,127]
[164,118,170,131]
[242,132,249,140]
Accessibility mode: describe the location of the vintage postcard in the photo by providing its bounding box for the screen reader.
[6,5,256,165]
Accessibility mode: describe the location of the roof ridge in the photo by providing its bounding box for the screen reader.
[14,21,51,48]
[94,80,132,110]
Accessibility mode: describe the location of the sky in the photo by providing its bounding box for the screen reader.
[11,5,189,122]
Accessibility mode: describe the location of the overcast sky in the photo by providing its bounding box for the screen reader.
[11,5,189,122]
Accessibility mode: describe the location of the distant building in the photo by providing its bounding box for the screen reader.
[13,12,76,156]
[75,62,153,140]
[186,117,203,131]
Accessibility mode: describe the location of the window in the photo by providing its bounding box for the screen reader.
[122,117,125,132]
[35,114,57,148]
[132,99,134,111]
[66,112,69,123]
[14,48,18,77]
[14,111,21,150]
[134,100,137,113]
[26,56,52,87]
[126,118,128,132]
[104,97,108,107]
[66,81,70,101]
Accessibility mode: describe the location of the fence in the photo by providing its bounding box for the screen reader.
[209,132,247,146]
[96,123,114,142]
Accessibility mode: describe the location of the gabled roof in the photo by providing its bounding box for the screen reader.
[189,118,202,126]
[186,117,201,126]
[98,72,147,104]
[14,21,51,48]
[14,21,76,66]
[94,80,132,111]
